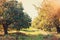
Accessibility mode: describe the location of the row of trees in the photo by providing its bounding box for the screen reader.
[32,0,60,33]
[0,0,31,35]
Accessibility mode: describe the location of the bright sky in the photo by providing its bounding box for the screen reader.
[17,0,43,20]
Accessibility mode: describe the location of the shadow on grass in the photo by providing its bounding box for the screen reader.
[0,32,60,40]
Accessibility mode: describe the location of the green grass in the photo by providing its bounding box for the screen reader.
[0,33,59,40]
[0,28,59,40]
[7,33,55,40]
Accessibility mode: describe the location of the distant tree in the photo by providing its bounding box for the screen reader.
[32,0,60,33]
[2,0,31,35]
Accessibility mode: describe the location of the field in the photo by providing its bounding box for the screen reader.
[0,27,60,40]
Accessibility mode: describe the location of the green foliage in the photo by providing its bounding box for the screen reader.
[3,0,31,30]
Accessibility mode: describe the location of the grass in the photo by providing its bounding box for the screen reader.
[0,33,59,40]
[0,27,60,40]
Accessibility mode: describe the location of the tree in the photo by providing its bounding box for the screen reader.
[32,0,60,33]
[32,0,54,31]
[40,0,60,33]
[53,15,60,33]
[2,0,31,35]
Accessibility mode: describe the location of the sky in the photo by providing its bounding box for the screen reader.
[17,0,43,20]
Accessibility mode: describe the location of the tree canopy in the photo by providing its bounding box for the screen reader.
[3,0,31,30]
[32,0,60,32]
[0,0,31,34]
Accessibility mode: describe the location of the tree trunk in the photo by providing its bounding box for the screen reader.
[3,23,8,35]
[56,27,60,33]
[53,16,60,33]
[55,22,60,33]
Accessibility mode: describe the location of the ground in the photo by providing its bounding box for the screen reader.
[0,27,60,40]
